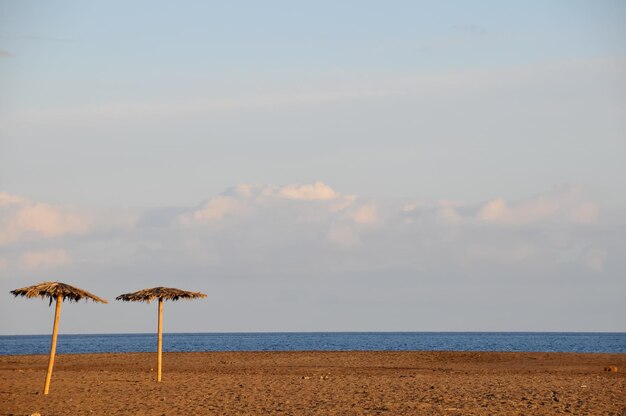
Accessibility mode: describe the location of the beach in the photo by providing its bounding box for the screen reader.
[1,351,624,415]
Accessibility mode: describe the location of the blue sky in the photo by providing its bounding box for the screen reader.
[1,1,625,334]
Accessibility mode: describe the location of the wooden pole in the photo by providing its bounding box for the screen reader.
[157,298,163,382]
[44,294,62,395]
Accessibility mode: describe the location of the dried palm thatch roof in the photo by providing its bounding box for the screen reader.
[116,287,207,303]
[10,281,108,306]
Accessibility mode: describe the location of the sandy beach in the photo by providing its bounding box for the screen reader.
[1,351,624,415]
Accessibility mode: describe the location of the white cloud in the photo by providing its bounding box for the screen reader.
[478,186,598,225]
[20,249,72,270]
[180,182,345,226]
[184,195,247,223]
[15,204,86,237]
[278,181,339,201]
[348,203,379,225]
[0,193,28,206]
[437,200,463,224]
[330,195,358,213]
[0,193,89,245]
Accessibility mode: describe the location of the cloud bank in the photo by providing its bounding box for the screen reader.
[0,192,89,245]
[1,182,623,333]
[0,183,609,276]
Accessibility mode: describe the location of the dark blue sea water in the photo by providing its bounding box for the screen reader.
[0,332,624,355]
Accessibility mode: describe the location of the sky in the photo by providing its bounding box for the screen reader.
[1,1,625,335]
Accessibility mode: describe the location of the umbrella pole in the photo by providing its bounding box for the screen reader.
[157,298,163,382]
[44,294,62,395]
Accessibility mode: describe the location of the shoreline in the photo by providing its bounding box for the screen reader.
[2,351,625,415]
[3,348,626,357]
[2,331,625,357]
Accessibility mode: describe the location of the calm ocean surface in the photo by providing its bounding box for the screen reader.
[0,332,624,355]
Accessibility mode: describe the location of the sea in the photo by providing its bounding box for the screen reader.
[0,332,624,355]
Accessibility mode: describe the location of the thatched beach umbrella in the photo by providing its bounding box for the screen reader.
[115,287,207,382]
[10,281,108,395]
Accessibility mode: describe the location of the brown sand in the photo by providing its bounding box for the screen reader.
[1,351,624,415]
